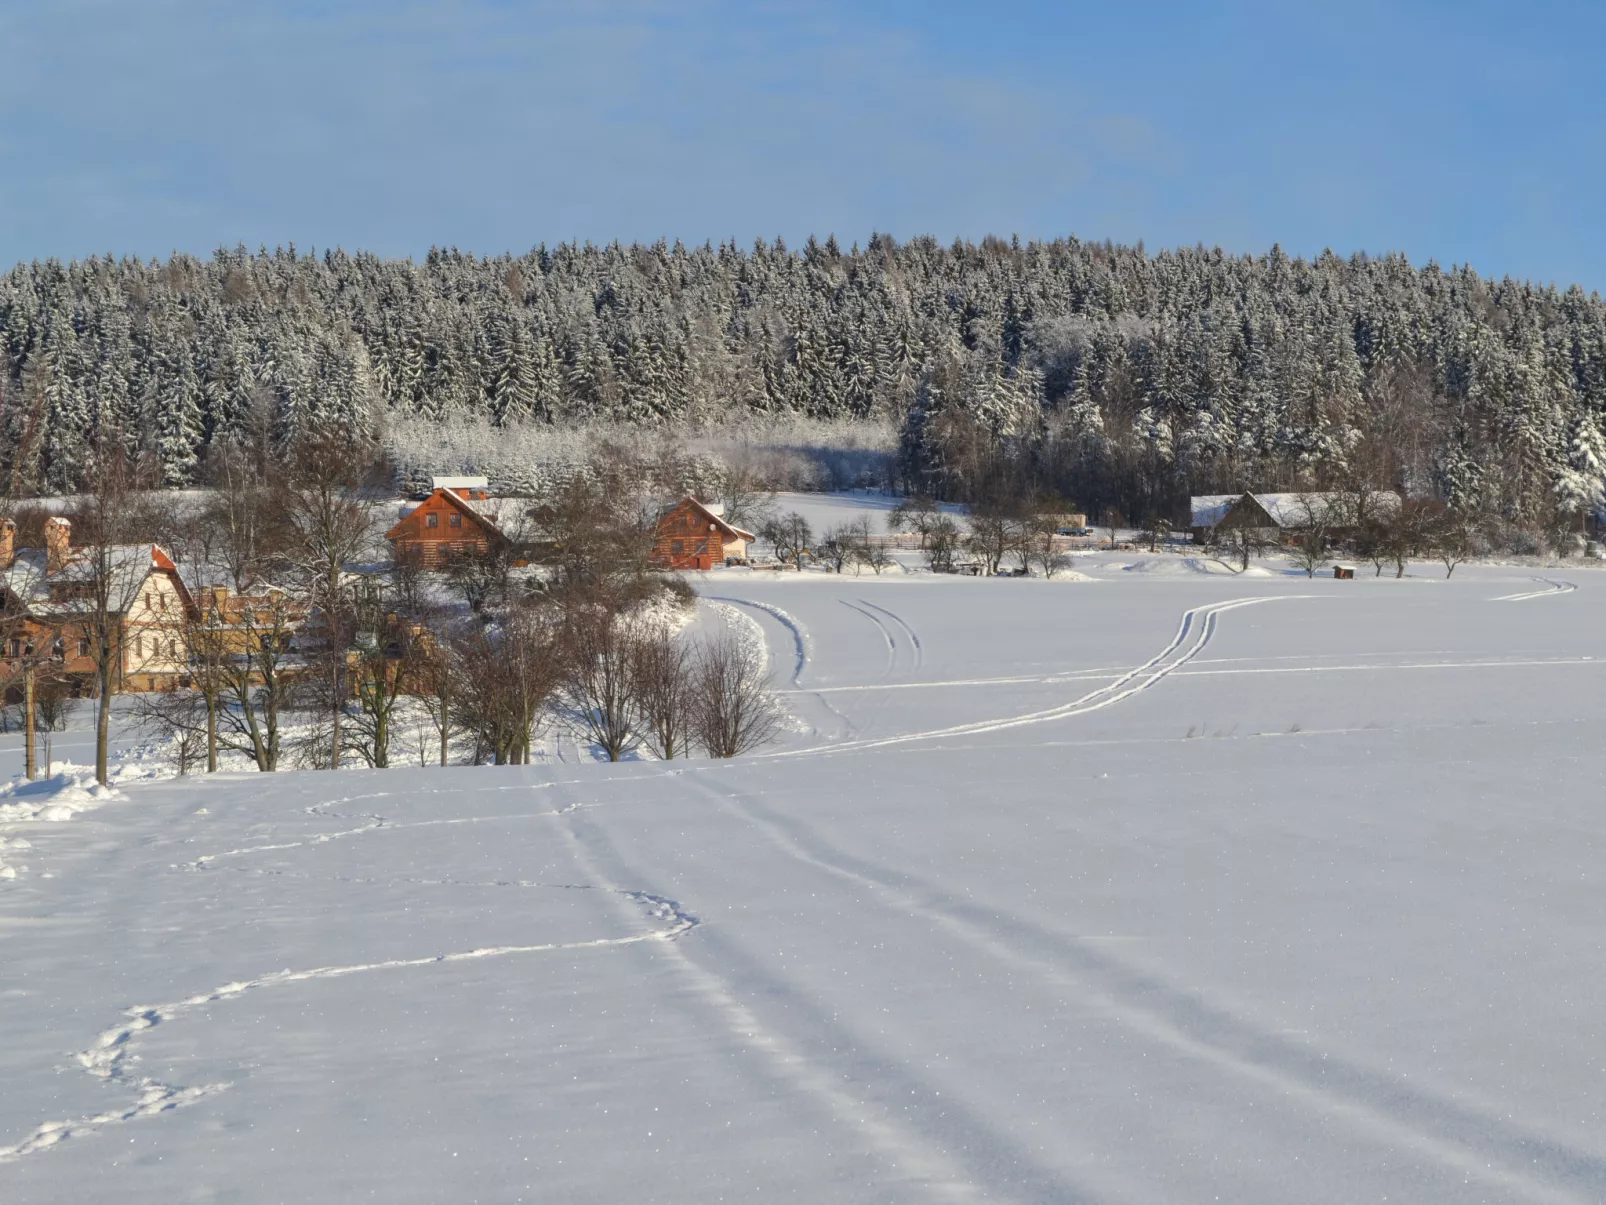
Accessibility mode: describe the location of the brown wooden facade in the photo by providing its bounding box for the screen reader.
[384,487,503,568]
[649,498,755,570]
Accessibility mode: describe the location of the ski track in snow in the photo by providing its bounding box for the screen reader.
[1490,577,1578,602]
[3,596,1269,1183]
[693,776,1604,1205]
[838,599,897,678]
[711,596,852,739]
[13,587,1598,1191]
[706,601,771,680]
[547,782,994,1203]
[0,785,699,1168]
[768,595,1305,758]
[855,599,923,670]
[707,596,810,684]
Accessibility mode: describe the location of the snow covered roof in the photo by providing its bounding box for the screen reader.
[1191,491,1401,528]
[3,543,186,617]
[1190,494,1243,528]
[432,475,489,492]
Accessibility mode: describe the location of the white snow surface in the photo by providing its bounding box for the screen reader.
[4,564,1606,1202]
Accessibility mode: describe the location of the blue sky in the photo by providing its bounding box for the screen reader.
[2,0,1603,289]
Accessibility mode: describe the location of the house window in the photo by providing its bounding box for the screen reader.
[448,513,462,528]
[7,639,19,657]
[134,635,143,657]
[78,639,89,657]
[696,540,708,555]
[426,513,439,528]
[51,639,65,660]
[671,540,683,555]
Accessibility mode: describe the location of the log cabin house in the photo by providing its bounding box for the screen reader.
[650,497,756,570]
[385,476,507,568]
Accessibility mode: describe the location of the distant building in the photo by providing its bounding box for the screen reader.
[385,479,507,568]
[0,517,196,695]
[650,497,756,570]
[1189,491,1400,541]
[1037,512,1089,535]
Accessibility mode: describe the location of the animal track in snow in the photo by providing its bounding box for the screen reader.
[0,795,697,1167]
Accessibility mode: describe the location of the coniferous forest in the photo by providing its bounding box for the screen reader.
[3,235,1604,531]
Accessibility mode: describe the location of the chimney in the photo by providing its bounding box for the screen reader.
[0,518,13,569]
[44,516,71,574]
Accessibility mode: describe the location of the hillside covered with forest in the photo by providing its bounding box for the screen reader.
[2,235,1604,529]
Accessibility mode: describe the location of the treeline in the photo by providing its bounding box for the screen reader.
[3,235,1604,530]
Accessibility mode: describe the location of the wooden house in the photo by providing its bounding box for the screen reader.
[650,497,757,570]
[385,476,506,568]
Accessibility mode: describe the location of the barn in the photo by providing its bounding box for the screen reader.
[1190,491,1400,541]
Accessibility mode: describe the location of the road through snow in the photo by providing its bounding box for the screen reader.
[3,564,1606,1202]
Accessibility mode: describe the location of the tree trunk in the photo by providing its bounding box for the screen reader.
[205,691,218,773]
[23,663,36,781]
[330,667,343,770]
[95,657,113,786]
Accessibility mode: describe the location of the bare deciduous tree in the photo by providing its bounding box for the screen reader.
[924,515,961,572]
[693,632,782,758]
[964,505,1022,575]
[1212,523,1269,573]
[276,435,381,768]
[888,495,941,547]
[1432,506,1488,578]
[76,441,148,784]
[454,601,563,764]
[1287,494,1336,578]
[564,610,640,761]
[760,512,812,569]
[631,628,695,759]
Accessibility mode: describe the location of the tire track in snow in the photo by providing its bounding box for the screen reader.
[702,780,1604,1205]
[0,792,699,1168]
[768,595,1301,758]
[1491,577,1578,602]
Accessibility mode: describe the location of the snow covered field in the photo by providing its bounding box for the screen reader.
[4,559,1606,1203]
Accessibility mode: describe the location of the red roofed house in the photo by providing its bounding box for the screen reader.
[650,497,756,570]
[386,476,507,569]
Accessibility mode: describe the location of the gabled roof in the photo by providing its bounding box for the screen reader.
[4,543,193,619]
[1190,491,1401,528]
[664,496,755,541]
[385,488,507,542]
[1190,493,1247,528]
